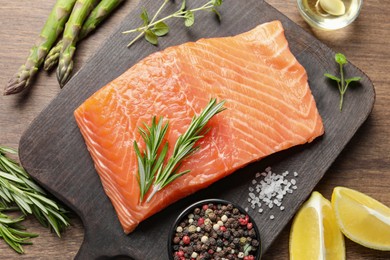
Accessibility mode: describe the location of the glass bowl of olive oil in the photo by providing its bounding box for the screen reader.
[297,0,363,30]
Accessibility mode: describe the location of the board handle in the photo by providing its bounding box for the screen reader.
[75,227,145,260]
[75,239,138,260]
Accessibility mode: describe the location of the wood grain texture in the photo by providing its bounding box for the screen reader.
[15,0,376,258]
[0,0,389,259]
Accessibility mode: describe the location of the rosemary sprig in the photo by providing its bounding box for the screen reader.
[134,116,169,203]
[324,53,361,111]
[122,0,223,47]
[135,99,226,203]
[0,212,38,254]
[0,146,70,239]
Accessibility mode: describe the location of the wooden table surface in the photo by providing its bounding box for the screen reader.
[0,0,389,259]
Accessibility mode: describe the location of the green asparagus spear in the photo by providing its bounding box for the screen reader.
[44,0,124,71]
[56,0,100,87]
[4,0,77,95]
[43,42,63,71]
[79,0,125,39]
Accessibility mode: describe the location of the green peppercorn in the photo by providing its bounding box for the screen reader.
[239,237,247,245]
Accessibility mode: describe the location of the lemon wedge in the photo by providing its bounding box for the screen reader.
[332,186,390,250]
[290,191,345,259]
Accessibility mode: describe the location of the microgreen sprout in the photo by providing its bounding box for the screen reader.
[324,53,361,111]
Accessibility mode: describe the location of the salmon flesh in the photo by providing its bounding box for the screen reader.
[74,20,324,233]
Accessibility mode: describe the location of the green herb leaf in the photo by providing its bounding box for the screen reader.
[184,11,195,27]
[144,30,158,45]
[140,7,149,26]
[180,0,186,11]
[345,77,362,84]
[153,21,170,36]
[212,0,223,7]
[324,73,341,82]
[0,147,17,154]
[335,53,347,65]
[211,7,222,21]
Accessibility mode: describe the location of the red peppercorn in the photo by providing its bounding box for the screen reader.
[198,217,204,225]
[245,215,249,221]
[208,249,214,255]
[239,218,248,225]
[176,251,184,257]
[219,226,226,232]
[180,257,185,260]
[244,257,249,260]
[247,222,253,230]
[202,204,208,210]
[182,235,190,245]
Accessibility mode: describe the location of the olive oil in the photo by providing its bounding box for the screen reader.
[298,0,362,30]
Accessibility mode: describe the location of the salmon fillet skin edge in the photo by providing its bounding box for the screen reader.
[74,20,324,234]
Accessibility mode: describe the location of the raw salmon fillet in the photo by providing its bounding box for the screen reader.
[74,20,324,234]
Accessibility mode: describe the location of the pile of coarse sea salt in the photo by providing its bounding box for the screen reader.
[246,167,298,220]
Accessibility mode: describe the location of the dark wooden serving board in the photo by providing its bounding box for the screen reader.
[18,0,375,259]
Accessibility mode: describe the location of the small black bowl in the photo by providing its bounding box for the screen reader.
[167,199,262,259]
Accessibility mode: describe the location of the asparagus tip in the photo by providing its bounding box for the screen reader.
[4,78,27,95]
[56,60,73,88]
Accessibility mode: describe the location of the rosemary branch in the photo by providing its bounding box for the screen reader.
[134,99,226,203]
[0,212,38,254]
[134,117,169,203]
[0,146,70,239]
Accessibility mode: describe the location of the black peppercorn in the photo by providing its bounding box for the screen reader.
[173,236,180,244]
[248,228,256,238]
[251,239,259,247]
[209,212,217,222]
